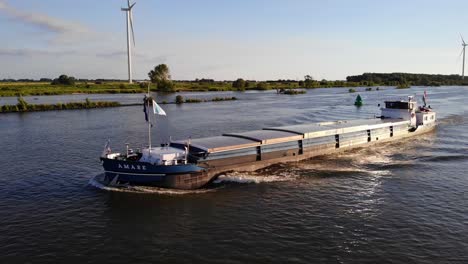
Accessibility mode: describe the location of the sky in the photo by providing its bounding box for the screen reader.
[0,0,467,81]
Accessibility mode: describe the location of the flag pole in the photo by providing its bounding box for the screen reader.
[148,83,152,153]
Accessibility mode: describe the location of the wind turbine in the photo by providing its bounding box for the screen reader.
[121,0,136,84]
[460,35,467,80]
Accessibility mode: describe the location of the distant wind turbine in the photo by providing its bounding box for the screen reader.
[121,0,136,84]
[460,34,467,80]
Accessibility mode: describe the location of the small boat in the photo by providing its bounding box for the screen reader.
[99,93,436,189]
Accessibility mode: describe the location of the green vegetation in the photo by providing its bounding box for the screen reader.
[282,89,306,95]
[346,72,468,86]
[51,74,76,85]
[175,95,184,104]
[0,79,356,97]
[256,82,269,90]
[148,64,175,92]
[211,96,237,101]
[184,98,203,103]
[17,96,29,111]
[3,71,468,98]
[396,83,410,89]
[302,75,316,88]
[0,97,121,113]
[257,82,270,91]
[232,78,246,91]
[0,81,149,97]
[174,95,238,104]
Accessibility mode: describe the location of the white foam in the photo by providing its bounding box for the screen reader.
[296,162,367,173]
[213,171,297,184]
[88,174,218,195]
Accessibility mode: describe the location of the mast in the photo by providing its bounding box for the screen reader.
[147,83,151,152]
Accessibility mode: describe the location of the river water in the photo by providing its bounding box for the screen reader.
[0,87,467,263]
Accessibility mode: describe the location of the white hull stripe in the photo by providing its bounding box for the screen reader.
[105,170,165,176]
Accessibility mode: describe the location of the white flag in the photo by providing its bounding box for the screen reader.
[152,100,167,116]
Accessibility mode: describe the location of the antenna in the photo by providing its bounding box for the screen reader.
[121,1,136,84]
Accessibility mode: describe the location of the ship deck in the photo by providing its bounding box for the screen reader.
[223,129,303,144]
[265,118,409,139]
[171,118,409,154]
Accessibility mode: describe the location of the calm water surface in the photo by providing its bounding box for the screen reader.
[0,87,467,263]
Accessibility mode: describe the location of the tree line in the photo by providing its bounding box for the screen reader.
[4,68,468,92]
[346,72,468,86]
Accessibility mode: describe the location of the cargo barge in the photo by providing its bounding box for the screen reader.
[100,94,436,189]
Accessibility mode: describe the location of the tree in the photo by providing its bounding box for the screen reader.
[51,74,75,85]
[303,75,316,88]
[148,64,170,83]
[17,96,29,111]
[232,78,246,91]
[148,64,174,92]
[256,82,269,90]
[156,80,175,92]
[175,95,184,104]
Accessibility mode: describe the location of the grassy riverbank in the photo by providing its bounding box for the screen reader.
[174,95,237,104]
[2,72,467,97]
[0,80,355,97]
[0,97,121,113]
[0,95,243,113]
[0,82,147,97]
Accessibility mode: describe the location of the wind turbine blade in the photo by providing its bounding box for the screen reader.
[461,34,466,45]
[129,2,136,9]
[128,0,131,8]
[130,11,135,46]
[460,48,465,58]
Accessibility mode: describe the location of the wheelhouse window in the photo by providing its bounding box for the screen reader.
[385,101,411,109]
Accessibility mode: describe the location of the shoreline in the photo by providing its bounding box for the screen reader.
[0,87,309,97]
[2,72,467,97]
[0,81,373,97]
[1,83,464,98]
[0,96,239,114]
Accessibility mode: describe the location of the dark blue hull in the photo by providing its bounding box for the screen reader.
[101,158,211,189]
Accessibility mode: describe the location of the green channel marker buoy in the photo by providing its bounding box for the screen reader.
[354,94,363,106]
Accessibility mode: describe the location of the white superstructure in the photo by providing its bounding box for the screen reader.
[380,96,418,126]
[139,147,187,165]
[380,96,435,129]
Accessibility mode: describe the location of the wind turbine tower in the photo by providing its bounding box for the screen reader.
[121,0,136,84]
[461,35,468,80]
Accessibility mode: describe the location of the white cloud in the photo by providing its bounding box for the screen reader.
[0,48,78,57]
[95,51,170,63]
[0,0,95,44]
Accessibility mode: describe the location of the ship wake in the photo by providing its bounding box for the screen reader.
[213,169,298,185]
[88,174,220,195]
